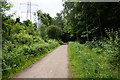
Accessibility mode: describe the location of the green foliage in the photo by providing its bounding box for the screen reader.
[2,21,60,79]
[2,5,60,79]
[68,30,120,78]
[36,10,53,26]
[39,24,48,40]
[53,13,64,29]
[46,39,63,45]
[2,40,59,79]
[62,2,120,42]
[84,29,120,66]
[68,42,119,78]
[22,20,32,27]
[0,1,12,78]
[11,23,25,34]
[0,0,11,14]
[58,40,64,45]
[47,25,62,39]
[15,17,20,23]
[2,0,120,80]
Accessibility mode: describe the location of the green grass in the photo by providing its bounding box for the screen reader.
[68,42,118,78]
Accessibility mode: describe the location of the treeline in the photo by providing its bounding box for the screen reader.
[27,2,120,43]
[53,2,120,42]
[62,2,120,78]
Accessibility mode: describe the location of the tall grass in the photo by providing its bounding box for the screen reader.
[68,42,119,78]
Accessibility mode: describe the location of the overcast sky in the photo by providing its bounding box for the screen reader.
[6,0,64,22]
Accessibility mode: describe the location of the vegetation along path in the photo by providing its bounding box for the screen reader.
[12,45,70,78]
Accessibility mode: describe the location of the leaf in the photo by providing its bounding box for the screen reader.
[3,66,12,71]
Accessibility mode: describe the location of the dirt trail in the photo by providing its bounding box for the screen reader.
[12,45,70,78]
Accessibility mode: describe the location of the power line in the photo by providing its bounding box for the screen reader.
[20,1,38,21]
[20,1,41,28]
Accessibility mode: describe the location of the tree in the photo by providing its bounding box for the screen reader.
[15,17,20,23]
[47,25,62,39]
[62,2,120,42]
[53,13,64,29]
[39,24,47,40]
[36,10,53,26]
[0,0,11,14]
[22,20,32,27]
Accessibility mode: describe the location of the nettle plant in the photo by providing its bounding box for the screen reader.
[103,28,120,66]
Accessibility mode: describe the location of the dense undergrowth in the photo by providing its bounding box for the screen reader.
[68,30,120,78]
[2,23,61,80]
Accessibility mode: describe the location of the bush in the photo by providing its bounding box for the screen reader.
[2,39,60,79]
[39,24,48,40]
[2,23,60,79]
[11,23,25,34]
[84,29,120,67]
[47,25,62,39]
[58,40,64,45]
[11,33,33,45]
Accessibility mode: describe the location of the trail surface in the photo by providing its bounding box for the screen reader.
[13,45,70,78]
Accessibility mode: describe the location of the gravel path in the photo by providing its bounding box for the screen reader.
[12,45,70,78]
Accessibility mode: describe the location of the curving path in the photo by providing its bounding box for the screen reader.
[12,45,70,78]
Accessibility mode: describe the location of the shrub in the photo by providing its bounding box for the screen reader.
[84,29,120,67]
[2,39,60,79]
[11,23,25,34]
[2,23,60,79]
[47,25,62,39]
[11,33,33,45]
[39,24,48,40]
[58,40,64,45]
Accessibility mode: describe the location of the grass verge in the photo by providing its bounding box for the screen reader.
[68,42,118,78]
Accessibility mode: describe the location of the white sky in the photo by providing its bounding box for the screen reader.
[6,0,64,22]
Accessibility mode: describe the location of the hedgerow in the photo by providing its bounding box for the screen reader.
[2,23,60,80]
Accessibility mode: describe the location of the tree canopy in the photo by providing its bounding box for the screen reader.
[59,2,120,42]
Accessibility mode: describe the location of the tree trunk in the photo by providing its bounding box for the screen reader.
[98,16,102,39]
[86,7,89,41]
